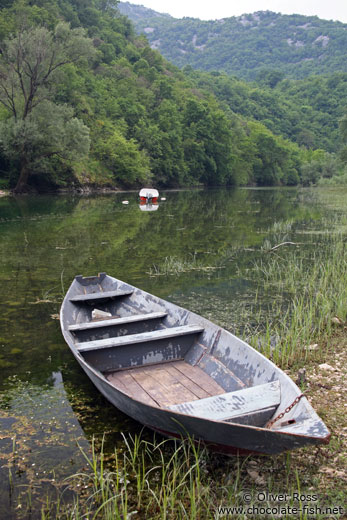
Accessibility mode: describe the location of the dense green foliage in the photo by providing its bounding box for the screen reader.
[0,0,309,191]
[119,3,347,81]
[183,69,347,153]
[0,0,345,191]
[0,22,94,192]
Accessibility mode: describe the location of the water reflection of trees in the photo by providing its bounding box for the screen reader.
[0,187,326,388]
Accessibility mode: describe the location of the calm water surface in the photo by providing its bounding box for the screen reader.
[0,186,346,516]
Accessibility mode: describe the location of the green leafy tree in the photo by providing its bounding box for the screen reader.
[301,152,338,186]
[0,21,95,192]
[183,98,235,186]
[248,123,288,185]
[94,128,151,186]
[0,100,90,185]
[256,69,285,88]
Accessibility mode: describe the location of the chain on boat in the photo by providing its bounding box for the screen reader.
[267,394,306,428]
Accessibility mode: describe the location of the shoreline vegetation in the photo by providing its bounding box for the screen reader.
[4,204,347,519]
[6,332,347,519]
[1,172,347,198]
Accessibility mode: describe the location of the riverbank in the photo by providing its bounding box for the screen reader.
[6,329,345,519]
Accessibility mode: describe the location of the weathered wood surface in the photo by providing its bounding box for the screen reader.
[69,311,167,331]
[199,355,245,392]
[107,371,160,407]
[60,272,331,454]
[76,324,204,352]
[171,361,225,396]
[168,380,280,421]
[106,360,225,407]
[164,363,211,399]
[69,290,133,303]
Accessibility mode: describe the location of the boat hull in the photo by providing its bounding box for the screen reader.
[75,355,329,455]
[61,273,330,455]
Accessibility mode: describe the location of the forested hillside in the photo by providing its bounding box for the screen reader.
[119,3,347,80]
[0,1,345,193]
[185,69,347,153]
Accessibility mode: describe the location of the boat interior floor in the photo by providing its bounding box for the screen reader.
[105,360,225,408]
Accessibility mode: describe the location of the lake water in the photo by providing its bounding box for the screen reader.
[0,186,346,516]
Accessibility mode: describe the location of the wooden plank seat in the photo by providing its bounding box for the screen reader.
[69,290,133,303]
[168,380,280,424]
[69,311,168,332]
[76,324,204,352]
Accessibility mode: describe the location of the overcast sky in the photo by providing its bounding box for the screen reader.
[132,1,347,23]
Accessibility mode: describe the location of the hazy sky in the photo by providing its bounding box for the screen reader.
[133,1,347,23]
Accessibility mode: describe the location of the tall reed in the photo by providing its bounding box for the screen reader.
[250,226,347,367]
[55,434,215,519]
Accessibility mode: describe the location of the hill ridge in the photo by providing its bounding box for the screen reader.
[118,2,347,80]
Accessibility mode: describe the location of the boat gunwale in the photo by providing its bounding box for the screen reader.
[60,274,331,446]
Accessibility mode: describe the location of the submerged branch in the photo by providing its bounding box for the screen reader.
[269,241,297,252]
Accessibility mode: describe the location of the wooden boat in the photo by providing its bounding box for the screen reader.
[60,273,330,455]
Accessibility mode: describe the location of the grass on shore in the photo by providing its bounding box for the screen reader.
[7,330,346,520]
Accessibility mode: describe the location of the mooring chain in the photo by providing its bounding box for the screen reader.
[267,394,306,428]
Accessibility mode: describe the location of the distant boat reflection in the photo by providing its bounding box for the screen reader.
[139,203,159,211]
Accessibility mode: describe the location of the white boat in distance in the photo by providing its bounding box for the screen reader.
[139,188,159,203]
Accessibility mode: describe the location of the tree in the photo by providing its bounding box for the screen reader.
[0,22,95,192]
[301,152,338,186]
[0,100,91,184]
[94,128,151,186]
[183,98,236,186]
[248,123,288,186]
[256,69,285,88]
